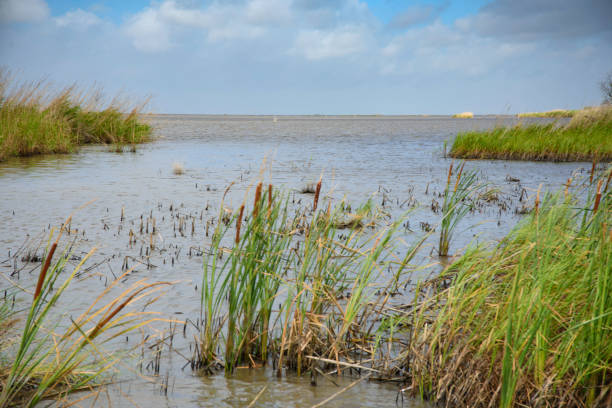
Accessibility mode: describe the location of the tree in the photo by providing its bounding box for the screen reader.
[601,71,612,105]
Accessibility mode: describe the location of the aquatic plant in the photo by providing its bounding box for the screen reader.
[197,183,293,373]
[405,169,612,407]
[0,222,170,407]
[195,179,426,377]
[0,70,152,161]
[438,162,479,257]
[517,109,577,118]
[450,105,612,161]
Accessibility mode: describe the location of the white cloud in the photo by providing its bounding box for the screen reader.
[0,0,49,22]
[124,0,292,52]
[55,9,102,30]
[125,7,172,52]
[381,19,536,76]
[292,25,369,59]
[122,0,377,53]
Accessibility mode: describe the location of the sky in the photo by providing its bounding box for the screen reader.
[1,0,611,114]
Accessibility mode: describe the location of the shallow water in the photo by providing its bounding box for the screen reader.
[0,115,588,407]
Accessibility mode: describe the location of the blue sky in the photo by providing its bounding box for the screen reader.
[1,0,611,114]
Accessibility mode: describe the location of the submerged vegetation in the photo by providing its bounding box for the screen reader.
[451,105,612,161]
[406,169,611,407]
[0,71,152,161]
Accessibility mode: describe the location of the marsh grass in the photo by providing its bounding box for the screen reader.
[195,180,426,377]
[451,105,612,161]
[438,162,479,256]
[0,70,151,161]
[0,222,170,407]
[517,109,577,118]
[405,169,612,407]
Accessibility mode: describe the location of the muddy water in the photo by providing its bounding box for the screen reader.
[0,115,587,407]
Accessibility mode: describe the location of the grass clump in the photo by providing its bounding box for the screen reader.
[405,171,611,407]
[517,109,577,118]
[0,70,152,161]
[450,105,612,161]
[194,180,426,376]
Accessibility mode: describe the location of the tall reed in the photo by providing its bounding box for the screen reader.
[0,225,170,407]
[406,170,611,407]
[198,186,293,372]
[196,181,425,377]
[438,162,478,256]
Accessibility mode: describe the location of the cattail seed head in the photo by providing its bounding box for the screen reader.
[593,179,603,213]
[235,204,245,244]
[313,177,322,212]
[446,162,454,189]
[253,182,263,218]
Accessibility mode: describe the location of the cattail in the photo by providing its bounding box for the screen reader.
[313,177,322,212]
[34,242,57,301]
[89,283,168,340]
[605,170,612,193]
[34,217,70,300]
[267,184,273,219]
[235,204,245,244]
[593,179,603,213]
[453,162,466,193]
[446,162,454,189]
[590,159,597,184]
[253,182,263,218]
[534,184,542,215]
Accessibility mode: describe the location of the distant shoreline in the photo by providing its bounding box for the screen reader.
[147,113,520,119]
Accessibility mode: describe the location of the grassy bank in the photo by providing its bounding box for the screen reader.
[517,109,577,118]
[450,105,612,161]
[406,171,611,407]
[0,72,152,161]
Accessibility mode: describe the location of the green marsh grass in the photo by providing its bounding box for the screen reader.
[0,71,152,161]
[438,162,479,256]
[405,170,611,407]
[195,180,426,377]
[451,105,612,161]
[517,109,577,118]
